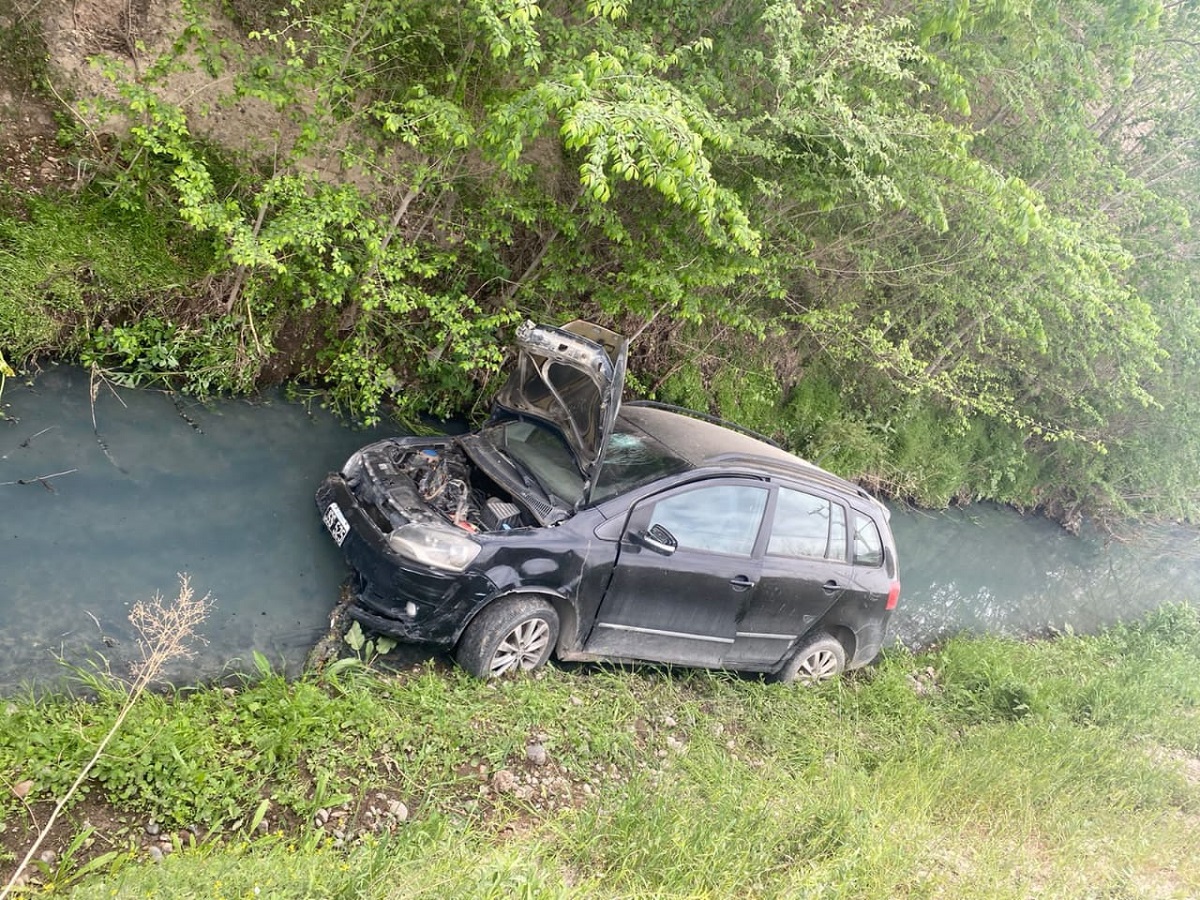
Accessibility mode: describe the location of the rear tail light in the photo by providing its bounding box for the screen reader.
[885,581,900,611]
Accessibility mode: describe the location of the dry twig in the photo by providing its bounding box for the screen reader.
[1,575,213,898]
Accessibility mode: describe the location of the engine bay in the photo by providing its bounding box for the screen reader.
[348,439,535,535]
[399,445,527,533]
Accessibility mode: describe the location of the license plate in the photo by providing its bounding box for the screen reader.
[323,502,350,546]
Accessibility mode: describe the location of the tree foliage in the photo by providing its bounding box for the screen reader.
[15,0,1200,518]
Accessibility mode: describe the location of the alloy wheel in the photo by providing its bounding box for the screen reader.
[795,647,842,685]
[489,618,552,676]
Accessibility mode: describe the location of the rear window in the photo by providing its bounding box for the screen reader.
[852,513,884,567]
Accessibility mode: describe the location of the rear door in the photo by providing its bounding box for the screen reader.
[586,480,769,667]
[726,485,852,668]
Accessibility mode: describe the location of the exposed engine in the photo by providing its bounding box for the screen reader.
[405,446,473,525]
[384,444,529,533]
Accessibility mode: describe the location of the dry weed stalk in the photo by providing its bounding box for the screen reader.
[128,575,212,683]
[1,575,213,899]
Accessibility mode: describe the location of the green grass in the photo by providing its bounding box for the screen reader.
[2,606,1199,897]
[0,190,208,365]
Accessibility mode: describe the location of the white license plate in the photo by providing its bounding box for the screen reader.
[323,502,351,546]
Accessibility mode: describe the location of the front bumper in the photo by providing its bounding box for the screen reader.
[316,475,495,647]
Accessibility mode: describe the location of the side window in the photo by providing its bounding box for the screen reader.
[852,513,884,567]
[768,488,848,560]
[649,485,768,556]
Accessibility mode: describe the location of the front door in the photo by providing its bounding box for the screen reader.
[586,481,769,667]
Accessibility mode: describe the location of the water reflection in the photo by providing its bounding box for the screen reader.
[1,365,1197,693]
[887,505,1196,648]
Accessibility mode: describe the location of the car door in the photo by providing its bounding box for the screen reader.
[726,485,853,668]
[586,480,769,667]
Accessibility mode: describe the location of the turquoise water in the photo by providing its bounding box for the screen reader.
[1,364,1196,691]
[887,504,1197,648]
[0,365,390,690]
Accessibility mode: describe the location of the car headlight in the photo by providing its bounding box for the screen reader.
[386,522,481,572]
[341,449,365,479]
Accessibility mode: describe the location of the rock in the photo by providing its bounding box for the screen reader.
[145,821,161,837]
[13,779,33,799]
[526,742,548,766]
[492,769,518,793]
[39,849,56,865]
[387,800,408,822]
[147,846,164,863]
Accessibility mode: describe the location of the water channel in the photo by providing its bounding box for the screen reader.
[2,364,1196,693]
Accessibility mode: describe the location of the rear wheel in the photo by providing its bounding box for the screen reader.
[455,597,560,679]
[777,633,846,686]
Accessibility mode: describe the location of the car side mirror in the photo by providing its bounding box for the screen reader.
[637,523,678,555]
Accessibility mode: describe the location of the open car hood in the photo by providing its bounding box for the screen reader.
[492,320,628,484]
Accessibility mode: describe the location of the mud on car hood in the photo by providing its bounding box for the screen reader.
[492,320,627,485]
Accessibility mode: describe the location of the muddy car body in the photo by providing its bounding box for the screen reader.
[317,321,900,680]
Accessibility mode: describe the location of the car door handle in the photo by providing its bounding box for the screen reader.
[822,579,842,594]
[729,575,755,591]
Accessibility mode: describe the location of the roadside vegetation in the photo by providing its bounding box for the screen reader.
[1,0,1199,524]
[1,600,1198,897]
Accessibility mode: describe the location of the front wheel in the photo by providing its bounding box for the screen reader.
[455,597,560,679]
[777,633,846,686]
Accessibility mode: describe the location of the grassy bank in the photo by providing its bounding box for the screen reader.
[2,605,1198,898]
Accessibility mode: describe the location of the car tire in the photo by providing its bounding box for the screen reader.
[455,597,560,679]
[777,633,846,686]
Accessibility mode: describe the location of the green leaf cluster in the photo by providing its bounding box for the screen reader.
[6,0,1200,516]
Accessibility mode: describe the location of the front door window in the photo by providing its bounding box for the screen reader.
[649,484,768,556]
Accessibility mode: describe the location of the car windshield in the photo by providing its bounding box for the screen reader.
[592,421,690,503]
[484,417,690,507]
[484,420,587,506]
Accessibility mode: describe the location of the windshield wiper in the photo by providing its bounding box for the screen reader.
[515,464,566,509]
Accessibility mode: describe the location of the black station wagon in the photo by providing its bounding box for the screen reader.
[317,321,900,682]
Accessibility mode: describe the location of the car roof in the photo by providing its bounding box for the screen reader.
[617,403,884,511]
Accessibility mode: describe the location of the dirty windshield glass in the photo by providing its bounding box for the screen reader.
[487,420,586,505]
[592,425,689,503]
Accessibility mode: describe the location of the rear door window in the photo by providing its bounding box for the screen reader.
[767,488,847,560]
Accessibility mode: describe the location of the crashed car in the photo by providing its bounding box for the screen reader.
[317,320,900,682]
